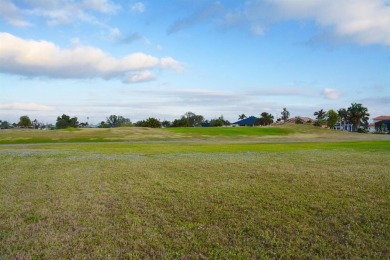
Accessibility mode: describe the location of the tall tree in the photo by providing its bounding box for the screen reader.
[184,112,204,127]
[238,114,247,120]
[18,115,32,127]
[327,109,339,128]
[0,120,10,129]
[56,114,79,129]
[314,109,327,120]
[347,103,369,131]
[106,115,131,127]
[259,112,274,126]
[337,108,348,130]
[281,108,290,121]
[135,118,161,128]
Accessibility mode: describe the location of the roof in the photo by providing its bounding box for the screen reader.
[233,116,258,125]
[374,120,390,126]
[373,116,390,121]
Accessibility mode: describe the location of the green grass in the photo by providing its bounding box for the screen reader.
[164,126,292,136]
[0,128,389,258]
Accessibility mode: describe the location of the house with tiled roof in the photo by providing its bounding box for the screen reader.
[373,115,390,133]
[373,116,390,122]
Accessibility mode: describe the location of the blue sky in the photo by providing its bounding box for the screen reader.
[0,0,389,125]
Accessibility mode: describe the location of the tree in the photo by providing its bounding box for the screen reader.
[314,109,327,121]
[56,114,79,129]
[337,108,348,131]
[172,116,188,127]
[259,112,274,126]
[210,115,228,127]
[184,112,204,127]
[135,118,161,128]
[161,120,171,128]
[347,103,369,131]
[313,109,327,126]
[106,115,131,127]
[98,121,110,128]
[171,112,204,127]
[327,109,339,129]
[238,114,247,120]
[18,115,32,127]
[281,108,290,121]
[0,120,10,129]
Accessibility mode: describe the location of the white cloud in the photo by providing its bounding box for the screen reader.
[0,32,181,82]
[322,88,341,99]
[123,70,155,83]
[0,102,54,111]
[81,0,119,14]
[249,0,390,45]
[0,0,30,26]
[168,0,390,46]
[160,57,183,72]
[130,2,145,13]
[1,0,119,28]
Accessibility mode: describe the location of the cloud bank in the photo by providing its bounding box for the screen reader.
[0,32,182,83]
[169,0,390,46]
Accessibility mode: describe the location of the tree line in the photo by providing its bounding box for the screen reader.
[0,103,372,132]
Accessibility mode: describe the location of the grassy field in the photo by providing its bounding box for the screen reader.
[0,126,389,258]
[2,124,387,144]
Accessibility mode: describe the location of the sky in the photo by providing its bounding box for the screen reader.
[0,0,389,125]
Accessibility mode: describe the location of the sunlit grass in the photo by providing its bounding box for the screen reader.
[0,139,389,258]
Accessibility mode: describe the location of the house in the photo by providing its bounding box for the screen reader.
[232,116,258,126]
[373,116,390,123]
[374,120,390,133]
[372,116,390,133]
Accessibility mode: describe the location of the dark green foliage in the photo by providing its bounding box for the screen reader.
[314,109,327,120]
[0,120,11,129]
[281,108,290,121]
[56,114,79,129]
[347,103,369,131]
[106,115,131,127]
[172,117,189,127]
[98,121,110,128]
[258,112,274,125]
[210,115,229,127]
[135,117,161,128]
[161,120,171,128]
[171,112,204,127]
[18,115,32,127]
[327,109,339,128]
[238,114,247,120]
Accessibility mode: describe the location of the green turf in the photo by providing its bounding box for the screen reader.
[0,128,389,258]
[164,126,292,136]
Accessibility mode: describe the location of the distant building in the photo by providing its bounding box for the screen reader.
[372,116,390,133]
[374,120,390,133]
[373,116,390,122]
[232,116,258,126]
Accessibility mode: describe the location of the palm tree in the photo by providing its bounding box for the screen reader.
[238,114,247,120]
[337,108,347,130]
[281,108,290,121]
[260,112,274,126]
[314,109,327,120]
[347,103,369,131]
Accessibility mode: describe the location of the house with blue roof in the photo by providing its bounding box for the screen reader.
[232,116,258,126]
